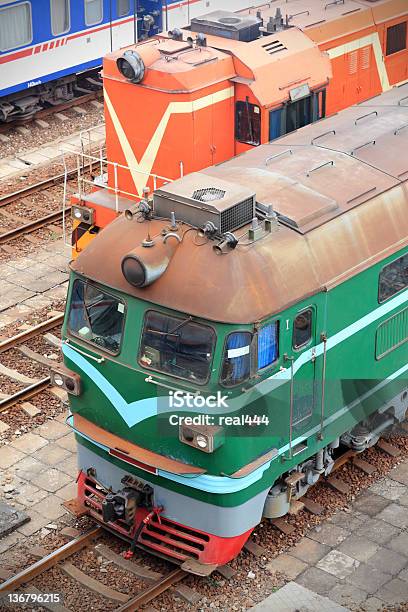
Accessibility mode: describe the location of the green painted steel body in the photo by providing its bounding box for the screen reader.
[63,242,408,508]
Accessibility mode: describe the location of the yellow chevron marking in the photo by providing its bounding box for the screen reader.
[105,86,234,196]
[328,32,391,92]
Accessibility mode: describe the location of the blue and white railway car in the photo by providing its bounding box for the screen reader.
[0,0,257,122]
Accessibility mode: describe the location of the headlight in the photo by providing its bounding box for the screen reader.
[179,424,224,453]
[116,50,145,83]
[71,205,95,226]
[50,366,81,396]
[196,435,208,449]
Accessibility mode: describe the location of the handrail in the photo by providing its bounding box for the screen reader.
[351,140,376,156]
[265,149,293,165]
[311,129,336,144]
[306,160,334,177]
[355,111,378,125]
[394,123,408,135]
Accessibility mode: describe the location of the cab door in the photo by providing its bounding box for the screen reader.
[291,307,317,444]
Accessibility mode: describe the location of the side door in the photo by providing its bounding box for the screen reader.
[291,307,317,443]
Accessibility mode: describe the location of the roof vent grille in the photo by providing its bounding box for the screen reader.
[220,196,254,234]
[262,39,287,55]
[192,187,226,202]
[190,10,261,42]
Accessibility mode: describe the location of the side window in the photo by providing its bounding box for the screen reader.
[293,309,313,349]
[50,0,70,36]
[379,253,408,303]
[85,0,103,26]
[386,21,407,56]
[236,100,261,146]
[258,322,279,369]
[117,0,130,17]
[221,331,252,387]
[0,2,32,52]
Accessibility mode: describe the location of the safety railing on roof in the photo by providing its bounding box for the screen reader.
[60,123,179,246]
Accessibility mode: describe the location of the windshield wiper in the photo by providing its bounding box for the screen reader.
[147,316,193,338]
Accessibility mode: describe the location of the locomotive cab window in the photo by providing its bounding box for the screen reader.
[0,2,32,52]
[68,279,125,355]
[50,0,70,36]
[139,311,215,384]
[386,21,407,56]
[117,0,130,17]
[293,309,313,349]
[85,0,103,26]
[258,322,279,369]
[236,100,261,146]
[378,253,408,303]
[221,331,252,387]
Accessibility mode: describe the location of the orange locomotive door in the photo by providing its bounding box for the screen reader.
[344,45,377,106]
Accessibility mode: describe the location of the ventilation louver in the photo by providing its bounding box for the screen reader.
[191,11,261,42]
[192,188,226,202]
[262,40,287,55]
[153,172,256,235]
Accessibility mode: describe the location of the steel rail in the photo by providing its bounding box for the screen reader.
[0,90,102,133]
[0,208,71,244]
[0,377,51,412]
[0,171,77,208]
[0,313,64,353]
[116,568,187,612]
[0,527,103,593]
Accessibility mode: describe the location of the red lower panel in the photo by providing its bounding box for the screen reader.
[77,471,253,566]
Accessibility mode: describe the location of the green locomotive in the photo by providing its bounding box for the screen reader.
[55,85,408,573]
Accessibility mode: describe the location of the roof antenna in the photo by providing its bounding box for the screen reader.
[170,211,177,230]
[142,221,155,248]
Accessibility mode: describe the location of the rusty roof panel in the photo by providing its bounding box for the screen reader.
[71,184,408,323]
[72,87,408,322]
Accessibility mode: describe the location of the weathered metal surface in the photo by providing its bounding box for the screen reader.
[73,414,206,475]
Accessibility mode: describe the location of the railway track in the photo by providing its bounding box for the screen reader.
[0,427,405,609]
[0,207,71,245]
[0,161,97,244]
[0,313,64,412]
[0,168,80,208]
[0,527,188,611]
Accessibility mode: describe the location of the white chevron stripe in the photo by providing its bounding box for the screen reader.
[104,86,234,196]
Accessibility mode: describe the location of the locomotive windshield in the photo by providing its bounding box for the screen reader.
[139,310,215,384]
[68,279,125,355]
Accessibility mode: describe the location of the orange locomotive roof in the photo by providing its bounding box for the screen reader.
[240,0,406,45]
[103,38,236,93]
[103,27,331,105]
[199,27,331,107]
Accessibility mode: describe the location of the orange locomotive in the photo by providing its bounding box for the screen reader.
[71,0,408,254]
